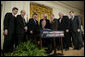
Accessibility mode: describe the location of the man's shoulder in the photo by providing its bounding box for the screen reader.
[75,16,80,18]
[17,15,21,18]
[69,19,72,21]
[74,16,80,20]
[40,19,43,21]
[29,18,34,21]
[63,16,69,19]
[5,12,12,15]
[54,18,58,20]
[57,18,60,21]
[17,15,21,17]
[46,19,50,22]
[46,19,49,20]
[29,18,33,20]
[16,15,22,20]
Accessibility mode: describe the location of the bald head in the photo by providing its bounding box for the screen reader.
[20,10,26,17]
[58,12,64,19]
[43,14,47,19]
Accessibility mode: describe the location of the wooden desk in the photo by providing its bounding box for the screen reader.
[40,37,63,55]
[34,30,64,56]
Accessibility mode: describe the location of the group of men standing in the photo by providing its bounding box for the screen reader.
[3,7,28,53]
[3,7,83,54]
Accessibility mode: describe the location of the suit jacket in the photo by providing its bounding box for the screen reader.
[27,18,39,34]
[50,18,58,31]
[3,12,16,34]
[70,16,81,32]
[40,19,50,29]
[16,15,26,34]
[58,16,70,31]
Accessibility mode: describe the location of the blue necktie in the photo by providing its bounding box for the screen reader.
[34,19,36,24]
[72,17,74,21]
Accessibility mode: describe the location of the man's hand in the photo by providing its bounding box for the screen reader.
[4,29,8,36]
[77,29,81,32]
[24,26,28,32]
[66,29,69,32]
[30,31,33,34]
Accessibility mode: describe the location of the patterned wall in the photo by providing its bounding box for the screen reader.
[30,2,52,23]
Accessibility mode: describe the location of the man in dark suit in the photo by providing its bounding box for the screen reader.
[58,12,70,50]
[69,10,83,50]
[50,14,60,50]
[40,14,50,29]
[68,19,73,47]
[27,13,40,43]
[16,10,28,44]
[3,7,18,53]
[50,14,58,31]
[40,14,52,54]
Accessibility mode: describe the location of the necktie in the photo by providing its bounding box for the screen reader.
[71,18,74,22]
[34,19,36,24]
[59,19,61,23]
[23,19,25,26]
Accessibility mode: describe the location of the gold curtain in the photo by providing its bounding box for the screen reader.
[30,2,52,23]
